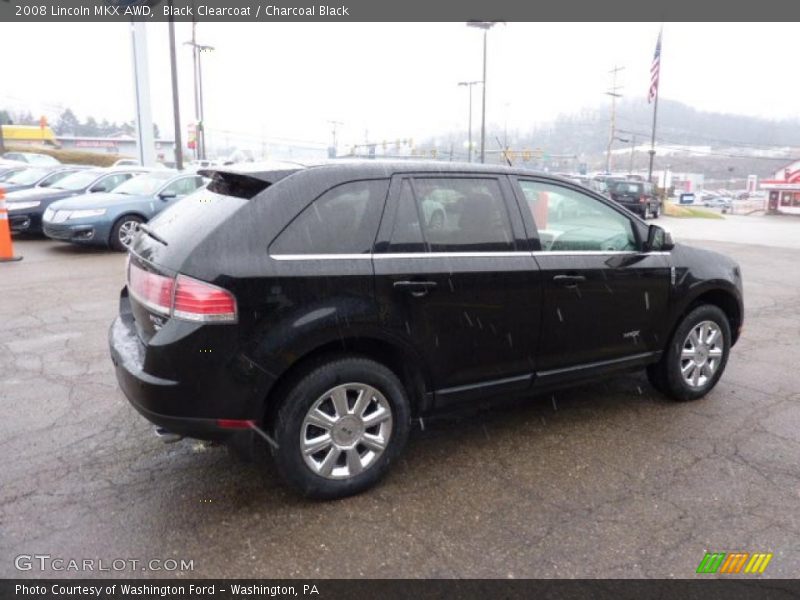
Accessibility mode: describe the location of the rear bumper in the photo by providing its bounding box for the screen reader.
[108,290,269,440]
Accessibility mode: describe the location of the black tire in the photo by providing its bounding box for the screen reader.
[648,304,731,401]
[110,215,144,252]
[652,203,661,219]
[271,356,411,500]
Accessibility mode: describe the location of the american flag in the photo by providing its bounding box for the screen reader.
[648,29,662,103]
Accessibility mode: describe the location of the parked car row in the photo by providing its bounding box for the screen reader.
[3,165,207,250]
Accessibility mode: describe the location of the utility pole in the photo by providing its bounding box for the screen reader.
[467,21,499,164]
[167,5,183,170]
[605,65,624,174]
[327,120,343,158]
[185,18,214,161]
[189,21,199,161]
[628,134,635,174]
[458,81,480,162]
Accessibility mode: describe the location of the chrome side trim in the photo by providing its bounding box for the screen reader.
[271,253,373,261]
[270,250,671,261]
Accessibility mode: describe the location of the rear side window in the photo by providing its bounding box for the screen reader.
[271,179,389,255]
[388,177,514,253]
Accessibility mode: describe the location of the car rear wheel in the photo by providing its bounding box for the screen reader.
[647,304,731,401]
[272,356,411,499]
[110,215,144,252]
[652,203,661,219]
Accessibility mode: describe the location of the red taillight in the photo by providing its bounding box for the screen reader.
[172,274,237,323]
[127,262,237,323]
[128,261,174,316]
[640,196,647,204]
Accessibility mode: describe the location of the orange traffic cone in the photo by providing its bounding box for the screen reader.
[0,188,23,262]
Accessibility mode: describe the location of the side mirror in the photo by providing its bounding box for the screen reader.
[645,224,674,252]
[158,191,177,200]
[89,185,107,193]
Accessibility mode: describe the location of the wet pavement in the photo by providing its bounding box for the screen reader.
[1,218,799,578]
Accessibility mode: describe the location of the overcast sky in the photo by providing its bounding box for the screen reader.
[1,22,798,151]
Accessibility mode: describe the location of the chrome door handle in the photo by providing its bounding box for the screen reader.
[393,280,437,297]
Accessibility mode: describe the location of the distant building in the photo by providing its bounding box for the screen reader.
[651,170,704,193]
[760,159,800,215]
[56,135,177,165]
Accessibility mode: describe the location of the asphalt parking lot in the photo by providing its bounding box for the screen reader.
[1,215,799,579]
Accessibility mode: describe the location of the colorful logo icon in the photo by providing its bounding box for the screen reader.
[696,552,773,574]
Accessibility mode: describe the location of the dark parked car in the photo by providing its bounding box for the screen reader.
[0,165,85,194]
[6,167,149,234]
[43,171,206,251]
[109,161,743,499]
[608,179,661,219]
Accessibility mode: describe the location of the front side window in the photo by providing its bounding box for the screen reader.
[271,179,389,255]
[518,180,637,252]
[389,177,514,253]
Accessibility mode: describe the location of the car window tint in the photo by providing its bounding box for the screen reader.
[271,179,389,255]
[412,177,514,252]
[518,180,637,252]
[388,179,425,253]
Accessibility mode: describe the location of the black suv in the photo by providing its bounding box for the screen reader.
[109,161,743,499]
[608,179,661,219]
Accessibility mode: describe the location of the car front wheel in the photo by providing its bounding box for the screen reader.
[647,304,731,401]
[272,356,411,499]
[110,215,144,251]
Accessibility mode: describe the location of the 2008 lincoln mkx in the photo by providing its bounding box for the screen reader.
[109,160,743,499]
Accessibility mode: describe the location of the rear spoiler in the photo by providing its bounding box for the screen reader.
[198,167,301,199]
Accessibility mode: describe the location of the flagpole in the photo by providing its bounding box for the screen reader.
[647,87,659,184]
[647,26,662,185]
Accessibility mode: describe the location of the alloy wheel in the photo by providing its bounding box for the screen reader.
[680,320,724,389]
[118,220,139,247]
[300,383,393,480]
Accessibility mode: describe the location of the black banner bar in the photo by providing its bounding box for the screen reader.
[4,580,800,600]
[0,0,798,22]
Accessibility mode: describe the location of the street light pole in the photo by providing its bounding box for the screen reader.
[458,81,480,162]
[167,6,183,170]
[605,65,624,174]
[185,24,214,161]
[467,21,499,164]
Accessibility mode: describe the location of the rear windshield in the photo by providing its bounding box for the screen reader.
[610,181,643,194]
